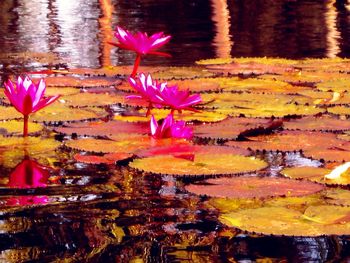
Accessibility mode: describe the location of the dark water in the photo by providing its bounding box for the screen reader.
[1,0,350,262]
[1,0,350,69]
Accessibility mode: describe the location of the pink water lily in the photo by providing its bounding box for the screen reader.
[109,26,171,77]
[127,73,165,115]
[160,85,202,113]
[150,114,193,140]
[4,76,60,137]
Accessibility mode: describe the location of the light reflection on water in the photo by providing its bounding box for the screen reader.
[1,0,350,69]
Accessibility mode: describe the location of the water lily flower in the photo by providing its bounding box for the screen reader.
[159,85,202,113]
[4,76,60,137]
[150,114,193,140]
[109,26,171,77]
[8,159,50,189]
[127,73,165,115]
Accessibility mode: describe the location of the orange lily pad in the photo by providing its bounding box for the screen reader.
[136,145,250,158]
[283,115,350,132]
[129,154,267,177]
[226,131,350,152]
[220,205,350,236]
[185,176,324,199]
[73,152,133,164]
[152,66,216,80]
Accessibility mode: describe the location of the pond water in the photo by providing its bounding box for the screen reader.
[1,0,350,262]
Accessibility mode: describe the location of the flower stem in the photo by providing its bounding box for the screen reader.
[23,115,29,137]
[131,54,141,78]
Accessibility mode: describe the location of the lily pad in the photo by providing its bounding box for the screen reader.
[152,66,215,80]
[226,131,350,152]
[31,104,107,123]
[129,154,267,177]
[220,205,350,236]
[74,152,133,164]
[194,117,282,140]
[284,115,350,132]
[114,108,226,123]
[185,176,324,199]
[55,120,149,137]
[62,92,126,107]
[0,120,43,136]
[65,135,188,154]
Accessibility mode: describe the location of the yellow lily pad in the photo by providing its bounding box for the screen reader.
[31,104,107,123]
[0,120,43,136]
[152,66,215,80]
[220,205,350,236]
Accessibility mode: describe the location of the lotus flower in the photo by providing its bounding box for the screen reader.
[4,76,60,136]
[110,26,171,76]
[8,159,50,189]
[127,73,165,115]
[150,114,193,140]
[159,85,202,113]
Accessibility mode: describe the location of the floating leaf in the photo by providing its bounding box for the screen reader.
[220,205,350,236]
[55,120,149,137]
[68,65,160,77]
[35,76,117,87]
[284,115,350,132]
[194,117,282,140]
[324,188,350,206]
[304,148,350,163]
[280,166,342,184]
[317,79,350,93]
[152,67,215,80]
[31,104,107,123]
[260,71,347,85]
[74,152,133,164]
[328,106,350,116]
[129,154,267,177]
[205,62,296,76]
[185,176,324,199]
[114,108,226,123]
[227,131,350,152]
[167,78,221,93]
[0,120,43,136]
[0,106,22,120]
[196,58,234,65]
[65,135,188,154]
[200,92,321,118]
[136,145,250,158]
[62,92,126,107]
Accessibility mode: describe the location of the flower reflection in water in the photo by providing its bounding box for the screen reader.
[6,159,50,206]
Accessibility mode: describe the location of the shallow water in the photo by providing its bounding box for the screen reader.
[1,1,350,262]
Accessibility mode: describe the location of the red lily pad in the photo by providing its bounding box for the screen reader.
[74,152,133,164]
[185,176,324,199]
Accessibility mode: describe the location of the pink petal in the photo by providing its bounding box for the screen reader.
[32,95,60,113]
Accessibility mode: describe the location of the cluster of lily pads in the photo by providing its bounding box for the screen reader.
[2,26,350,238]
